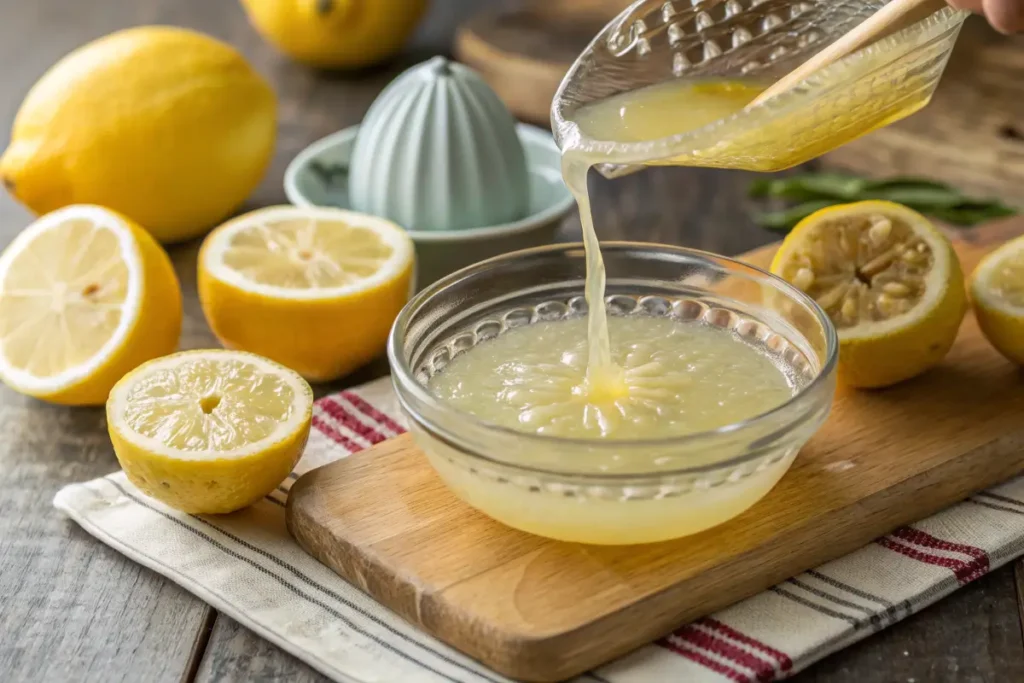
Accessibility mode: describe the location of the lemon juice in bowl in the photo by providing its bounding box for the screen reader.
[390,241,837,545]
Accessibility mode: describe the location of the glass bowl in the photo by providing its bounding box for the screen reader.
[551,0,969,176]
[387,243,838,545]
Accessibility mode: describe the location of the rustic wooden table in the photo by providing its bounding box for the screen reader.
[1,1,1023,681]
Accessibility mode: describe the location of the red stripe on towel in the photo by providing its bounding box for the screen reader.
[341,391,406,435]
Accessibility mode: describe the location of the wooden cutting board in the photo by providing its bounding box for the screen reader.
[287,219,1024,682]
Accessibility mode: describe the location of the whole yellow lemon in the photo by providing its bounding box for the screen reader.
[0,26,277,244]
[240,0,428,69]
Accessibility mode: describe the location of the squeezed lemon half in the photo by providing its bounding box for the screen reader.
[0,205,181,404]
[771,201,967,388]
[107,349,313,514]
[198,206,415,382]
[970,235,1024,365]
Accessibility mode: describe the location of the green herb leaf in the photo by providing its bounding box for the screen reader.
[927,202,1017,226]
[862,177,954,193]
[861,186,966,209]
[747,178,774,198]
[748,171,1018,232]
[753,199,843,232]
[748,173,868,201]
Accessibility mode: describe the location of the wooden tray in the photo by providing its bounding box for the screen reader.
[453,1,624,125]
[287,221,1024,682]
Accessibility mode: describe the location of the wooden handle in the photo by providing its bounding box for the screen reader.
[748,0,949,107]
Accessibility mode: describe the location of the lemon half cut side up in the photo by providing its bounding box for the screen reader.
[107,349,314,514]
[0,205,181,404]
[198,206,415,382]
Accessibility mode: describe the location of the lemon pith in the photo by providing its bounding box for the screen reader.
[0,205,181,405]
[970,235,1024,365]
[0,26,276,243]
[770,201,967,388]
[198,206,415,382]
[107,349,313,514]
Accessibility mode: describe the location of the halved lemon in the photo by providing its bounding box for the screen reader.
[970,235,1024,365]
[107,349,313,514]
[771,201,967,388]
[0,205,181,405]
[198,206,414,381]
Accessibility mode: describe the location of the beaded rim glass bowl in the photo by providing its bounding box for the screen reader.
[551,0,969,176]
[387,243,839,544]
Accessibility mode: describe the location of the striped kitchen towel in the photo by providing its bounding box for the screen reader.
[55,376,1024,683]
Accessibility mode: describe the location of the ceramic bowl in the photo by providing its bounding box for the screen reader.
[285,124,574,290]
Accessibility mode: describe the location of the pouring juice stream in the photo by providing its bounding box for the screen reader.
[562,81,765,400]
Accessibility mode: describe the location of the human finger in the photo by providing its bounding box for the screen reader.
[982,0,1024,33]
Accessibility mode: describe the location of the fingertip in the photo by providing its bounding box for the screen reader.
[984,0,1024,34]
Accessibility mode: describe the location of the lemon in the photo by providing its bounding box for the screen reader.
[240,0,427,69]
[107,349,313,514]
[970,235,1024,365]
[771,201,967,388]
[0,26,276,244]
[198,206,415,382]
[0,205,181,405]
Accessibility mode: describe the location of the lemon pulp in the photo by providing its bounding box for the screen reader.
[219,213,397,290]
[0,217,130,377]
[0,205,181,405]
[981,246,1024,307]
[121,355,298,452]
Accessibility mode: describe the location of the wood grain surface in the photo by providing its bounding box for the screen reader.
[2,0,1024,682]
[286,224,1024,681]
[454,3,617,125]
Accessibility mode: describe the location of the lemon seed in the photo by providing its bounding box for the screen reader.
[793,268,815,291]
[868,218,892,246]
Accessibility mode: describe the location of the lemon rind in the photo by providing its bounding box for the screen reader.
[108,349,313,461]
[201,206,415,300]
[0,205,143,393]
